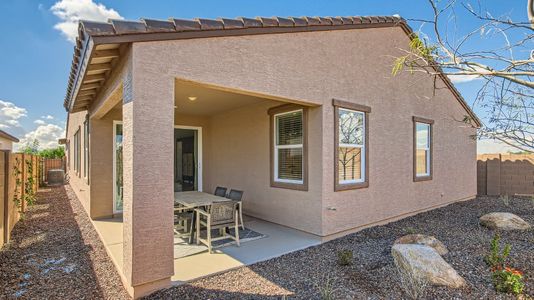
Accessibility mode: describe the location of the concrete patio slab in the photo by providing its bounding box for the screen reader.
[93,215,321,283]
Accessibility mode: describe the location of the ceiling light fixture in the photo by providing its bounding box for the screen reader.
[188,96,197,101]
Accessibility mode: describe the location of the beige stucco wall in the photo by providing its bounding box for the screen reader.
[206,101,324,234]
[66,108,120,219]
[65,111,91,213]
[0,137,14,151]
[89,107,121,218]
[134,26,477,237]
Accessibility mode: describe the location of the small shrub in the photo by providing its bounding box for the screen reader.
[315,275,336,300]
[484,234,511,269]
[499,195,511,207]
[404,227,418,234]
[337,250,353,266]
[492,266,525,295]
[393,256,428,300]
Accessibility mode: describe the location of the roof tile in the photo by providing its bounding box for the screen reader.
[304,17,321,26]
[172,19,201,31]
[238,17,262,28]
[275,17,294,27]
[317,17,332,25]
[339,17,353,24]
[198,18,224,30]
[80,20,115,36]
[290,17,307,27]
[327,17,343,25]
[142,19,176,32]
[257,17,278,27]
[111,19,147,34]
[219,18,244,29]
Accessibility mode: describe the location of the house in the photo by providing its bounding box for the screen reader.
[0,130,19,151]
[62,15,480,298]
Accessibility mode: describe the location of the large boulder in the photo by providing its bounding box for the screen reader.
[394,234,449,256]
[480,212,531,230]
[391,244,466,288]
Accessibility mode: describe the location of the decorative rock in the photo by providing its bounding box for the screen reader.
[391,244,467,288]
[480,212,531,230]
[394,234,449,256]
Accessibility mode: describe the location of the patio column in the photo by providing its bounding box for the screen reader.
[122,48,174,297]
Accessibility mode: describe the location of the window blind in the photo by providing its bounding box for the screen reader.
[275,110,303,182]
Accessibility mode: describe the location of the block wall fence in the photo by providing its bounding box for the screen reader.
[477,154,534,196]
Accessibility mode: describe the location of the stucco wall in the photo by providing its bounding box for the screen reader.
[89,107,121,218]
[134,26,477,236]
[206,101,324,234]
[0,137,13,151]
[66,111,90,213]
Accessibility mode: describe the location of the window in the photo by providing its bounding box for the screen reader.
[83,117,89,180]
[413,116,433,181]
[269,104,308,190]
[333,99,370,191]
[73,128,81,176]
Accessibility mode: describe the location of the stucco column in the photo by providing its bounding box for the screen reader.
[122,46,174,298]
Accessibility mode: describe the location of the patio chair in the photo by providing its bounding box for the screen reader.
[174,206,193,238]
[214,186,227,197]
[226,189,244,230]
[195,202,240,253]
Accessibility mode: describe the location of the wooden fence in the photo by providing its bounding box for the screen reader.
[477,154,534,196]
[40,157,65,185]
[0,152,40,247]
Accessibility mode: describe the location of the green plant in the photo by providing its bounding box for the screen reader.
[23,158,36,206]
[12,157,23,213]
[484,234,511,269]
[499,195,511,207]
[39,146,65,159]
[492,266,524,295]
[337,250,353,266]
[315,275,336,300]
[404,227,418,235]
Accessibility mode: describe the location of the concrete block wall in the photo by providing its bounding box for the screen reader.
[477,154,534,196]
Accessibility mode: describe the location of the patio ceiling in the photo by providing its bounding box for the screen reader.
[174,80,276,116]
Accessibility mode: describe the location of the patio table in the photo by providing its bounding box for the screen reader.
[174,191,231,244]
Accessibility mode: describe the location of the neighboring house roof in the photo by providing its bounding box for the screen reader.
[0,129,19,142]
[63,15,481,127]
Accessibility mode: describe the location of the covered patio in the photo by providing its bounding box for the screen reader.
[93,215,320,282]
[85,74,322,295]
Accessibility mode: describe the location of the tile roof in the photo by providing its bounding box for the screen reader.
[78,15,404,38]
[62,15,481,127]
[64,15,407,111]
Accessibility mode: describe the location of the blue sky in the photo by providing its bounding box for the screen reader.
[0,0,529,151]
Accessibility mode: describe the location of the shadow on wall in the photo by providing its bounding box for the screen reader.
[0,186,128,299]
[477,154,534,196]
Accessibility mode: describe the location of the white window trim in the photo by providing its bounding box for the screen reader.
[338,109,366,184]
[273,109,304,184]
[415,122,431,177]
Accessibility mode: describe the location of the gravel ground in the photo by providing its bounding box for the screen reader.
[0,185,129,299]
[146,196,534,300]
[2,187,532,300]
